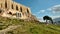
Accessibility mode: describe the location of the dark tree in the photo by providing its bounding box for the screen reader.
[43,16,53,24]
[49,18,53,24]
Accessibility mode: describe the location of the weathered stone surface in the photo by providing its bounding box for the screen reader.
[0,0,39,22]
[0,0,31,19]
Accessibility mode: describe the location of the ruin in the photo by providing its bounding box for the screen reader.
[0,0,32,19]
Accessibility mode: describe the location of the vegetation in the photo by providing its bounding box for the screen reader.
[0,16,60,34]
[43,16,53,24]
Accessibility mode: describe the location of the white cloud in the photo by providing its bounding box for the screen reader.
[40,10,45,13]
[37,17,45,22]
[38,5,60,14]
[47,5,60,14]
[51,5,60,12]
[38,10,45,13]
[50,16,60,19]
[32,14,36,15]
[39,19,45,22]
[52,11,56,14]
[47,8,52,11]
[50,5,60,10]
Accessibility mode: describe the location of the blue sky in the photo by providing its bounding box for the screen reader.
[14,0,60,22]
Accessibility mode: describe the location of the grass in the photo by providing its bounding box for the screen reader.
[0,16,60,34]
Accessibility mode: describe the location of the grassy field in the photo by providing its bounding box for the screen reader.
[0,16,60,34]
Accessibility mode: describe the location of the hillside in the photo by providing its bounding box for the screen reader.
[0,16,60,34]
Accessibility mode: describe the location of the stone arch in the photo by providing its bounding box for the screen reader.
[27,8,29,14]
[5,1,7,8]
[11,4,13,9]
[0,9,2,13]
[16,5,18,10]
[16,12,22,17]
[8,12,12,15]
[20,7,22,12]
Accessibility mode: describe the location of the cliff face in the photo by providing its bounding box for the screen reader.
[24,14,39,22]
[31,15,39,22]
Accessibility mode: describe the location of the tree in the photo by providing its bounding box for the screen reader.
[43,16,53,24]
[49,18,53,24]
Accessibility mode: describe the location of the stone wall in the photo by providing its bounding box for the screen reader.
[0,0,31,19]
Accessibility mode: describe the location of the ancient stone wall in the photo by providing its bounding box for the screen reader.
[0,0,31,19]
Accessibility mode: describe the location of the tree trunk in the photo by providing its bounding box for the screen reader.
[49,19,53,24]
[46,20,47,24]
[46,20,49,25]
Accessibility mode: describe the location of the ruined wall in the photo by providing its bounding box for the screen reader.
[0,0,31,19]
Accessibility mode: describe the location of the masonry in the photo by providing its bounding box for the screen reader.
[0,0,32,19]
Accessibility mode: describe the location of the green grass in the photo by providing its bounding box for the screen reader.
[0,16,60,34]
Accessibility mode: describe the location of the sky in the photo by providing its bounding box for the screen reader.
[14,0,60,22]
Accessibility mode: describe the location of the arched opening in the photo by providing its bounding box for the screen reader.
[5,2,7,8]
[19,13,21,17]
[20,7,22,12]
[12,4,13,9]
[0,9,2,13]
[8,12,12,15]
[16,12,21,17]
[27,8,29,14]
[16,5,18,10]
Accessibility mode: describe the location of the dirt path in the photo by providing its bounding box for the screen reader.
[0,25,21,34]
